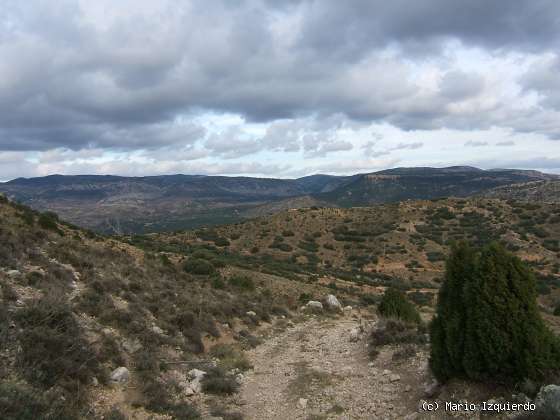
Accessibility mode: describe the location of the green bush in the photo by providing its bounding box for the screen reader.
[360,293,379,306]
[299,292,313,303]
[0,380,78,420]
[201,367,239,395]
[184,258,215,275]
[15,294,101,388]
[377,288,421,324]
[37,212,61,233]
[430,242,560,384]
[554,304,560,317]
[211,276,226,289]
[208,344,252,371]
[228,275,255,291]
[214,237,230,247]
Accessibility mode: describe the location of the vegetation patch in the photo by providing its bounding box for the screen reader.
[378,288,422,324]
[430,242,560,385]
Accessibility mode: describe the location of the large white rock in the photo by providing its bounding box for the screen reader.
[306,301,323,310]
[110,367,130,383]
[349,327,360,342]
[188,368,207,380]
[324,294,342,311]
[188,368,207,394]
[535,384,560,418]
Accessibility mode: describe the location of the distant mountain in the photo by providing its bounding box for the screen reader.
[0,167,556,233]
[482,180,560,203]
[320,167,558,206]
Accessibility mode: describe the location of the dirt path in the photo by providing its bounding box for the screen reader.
[235,315,428,420]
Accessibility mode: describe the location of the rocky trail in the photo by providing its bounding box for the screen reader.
[229,314,428,420]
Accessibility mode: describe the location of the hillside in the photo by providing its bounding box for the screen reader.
[483,180,560,203]
[0,195,349,419]
[319,167,558,206]
[148,197,560,315]
[2,193,560,419]
[0,167,555,234]
[0,174,347,234]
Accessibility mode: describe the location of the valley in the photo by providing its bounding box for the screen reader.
[1,167,556,234]
[1,180,560,419]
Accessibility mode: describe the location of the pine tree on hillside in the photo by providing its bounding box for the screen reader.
[429,241,476,381]
[430,242,560,384]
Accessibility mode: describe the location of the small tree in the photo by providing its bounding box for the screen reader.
[378,288,421,324]
[183,258,215,275]
[429,241,475,381]
[430,242,560,384]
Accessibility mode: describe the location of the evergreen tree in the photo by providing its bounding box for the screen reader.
[378,288,421,324]
[430,242,560,384]
[429,241,475,381]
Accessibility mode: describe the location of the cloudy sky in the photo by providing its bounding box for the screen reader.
[1,0,560,180]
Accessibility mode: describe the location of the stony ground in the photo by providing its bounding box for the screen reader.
[230,313,428,420]
[211,313,535,420]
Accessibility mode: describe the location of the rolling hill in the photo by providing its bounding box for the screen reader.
[0,167,556,234]
[482,180,560,203]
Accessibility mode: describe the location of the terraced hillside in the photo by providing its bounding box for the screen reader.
[148,198,560,314]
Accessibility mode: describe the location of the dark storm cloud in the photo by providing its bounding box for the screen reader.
[293,0,560,57]
[1,0,560,153]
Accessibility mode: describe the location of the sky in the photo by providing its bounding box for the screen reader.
[1,0,560,180]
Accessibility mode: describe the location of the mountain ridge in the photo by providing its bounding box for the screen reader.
[1,166,557,233]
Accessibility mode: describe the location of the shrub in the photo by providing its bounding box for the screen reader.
[228,275,255,291]
[37,212,61,233]
[297,241,318,252]
[360,293,379,306]
[554,304,560,317]
[214,237,230,247]
[103,407,128,420]
[17,210,35,226]
[369,318,426,360]
[143,379,200,419]
[377,288,421,324]
[184,258,215,275]
[408,291,434,307]
[299,292,313,303]
[201,367,239,395]
[1,281,18,302]
[0,380,77,420]
[208,344,252,371]
[430,242,560,384]
[191,249,216,260]
[370,318,427,347]
[15,293,101,387]
[211,276,226,289]
[426,251,445,262]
